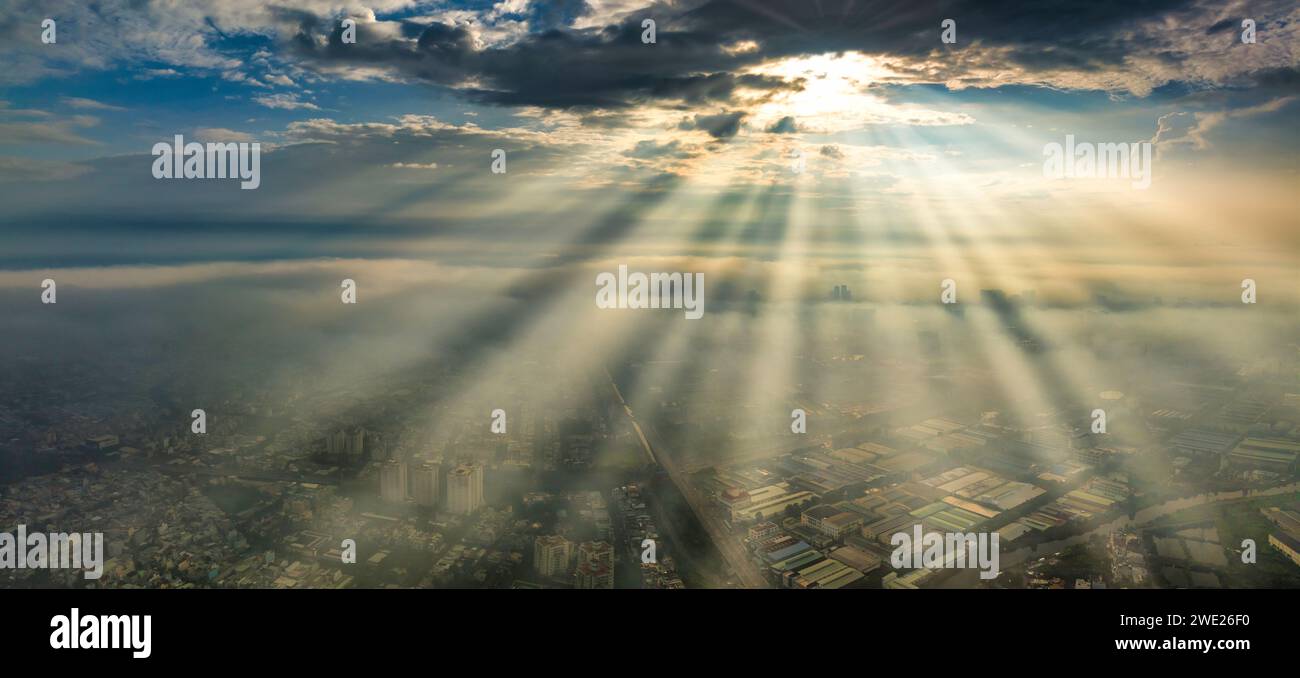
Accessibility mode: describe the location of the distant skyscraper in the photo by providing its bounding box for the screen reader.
[327,427,367,464]
[534,535,572,578]
[379,459,407,503]
[446,463,484,514]
[980,288,1010,309]
[411,461,441,508]
[919,330,941,356]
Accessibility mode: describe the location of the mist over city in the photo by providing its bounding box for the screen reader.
[1,0,1298,594]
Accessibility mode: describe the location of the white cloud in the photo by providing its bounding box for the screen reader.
[192,127,258,143]
[137,68,181,79]
[59,97,126,111]
[0,106,101,145]
[254,93,321,111]
[1153,96,1297,154]
[0,156,92,182]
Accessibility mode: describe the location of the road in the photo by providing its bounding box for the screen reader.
[604,368,769,588]
[606,374,658,467]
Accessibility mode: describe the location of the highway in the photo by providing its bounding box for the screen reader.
[604,368,769,588]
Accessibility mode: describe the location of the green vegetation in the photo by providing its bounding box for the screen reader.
[1148,492,1300,587]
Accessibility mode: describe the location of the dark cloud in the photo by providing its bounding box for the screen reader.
[1205,18,1237,35]
[648,72,794,105]
[271,0,1289,111]
[524,0,594,32]
[1251,66,1300,91]
[766,116,797,133]
[681,111,745,138]
[626,139,696,159]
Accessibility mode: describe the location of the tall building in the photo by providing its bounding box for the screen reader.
[410,461,441,508]
[577,541,614,570]
[327,427,367,464]
[574,561,614,589]
[446,463,484,514]
[379,460,408,503]
[573,541,614,589]
[534,535,572,579]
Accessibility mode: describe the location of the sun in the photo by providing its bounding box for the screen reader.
[744,52,964,132]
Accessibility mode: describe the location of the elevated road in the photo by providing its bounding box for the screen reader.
[604,368,768,588]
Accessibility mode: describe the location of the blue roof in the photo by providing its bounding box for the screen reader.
[764,541,811,563]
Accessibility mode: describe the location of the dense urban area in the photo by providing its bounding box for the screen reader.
[4,291,1298,589]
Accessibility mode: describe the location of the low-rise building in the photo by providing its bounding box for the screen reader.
[801,504,863,540]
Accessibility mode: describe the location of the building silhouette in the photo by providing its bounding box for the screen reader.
[446,463,484,514]
[411,461,441,508]
[379,459,407,503]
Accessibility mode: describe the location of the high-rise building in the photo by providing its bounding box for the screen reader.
[410,461,441,508]
[327,427,367,464]
[577,541,614,570]
[574,561,614,589]
[572,541,614,588]
[446,463,484,514]
[534,535,572,579]
[379,459,408,503]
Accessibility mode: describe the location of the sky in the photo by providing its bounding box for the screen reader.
[0,1,1296,302]
[0,0,1296,473]
[0,1,1295,335]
